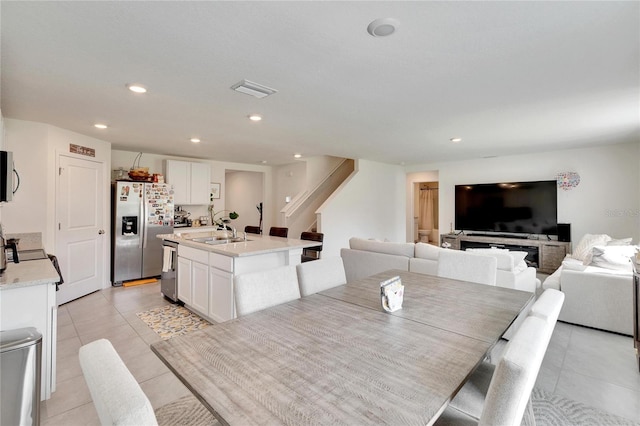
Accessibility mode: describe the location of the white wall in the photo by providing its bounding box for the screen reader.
[318,159,406,257]
[225,171,264,232]
[405,142,640,244]
[3,119,112,263]
[273,161,306,225]
[305,156,344,189]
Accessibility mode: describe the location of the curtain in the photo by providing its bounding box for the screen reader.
[419,189,434,230]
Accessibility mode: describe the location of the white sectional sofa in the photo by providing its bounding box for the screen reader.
[340,238,414,282]
[340,238,538,293]
[542,234,637,335]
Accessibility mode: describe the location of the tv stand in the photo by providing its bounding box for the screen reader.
[440,234,571,274]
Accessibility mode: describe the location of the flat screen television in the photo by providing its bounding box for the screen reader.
[455,180,558,236]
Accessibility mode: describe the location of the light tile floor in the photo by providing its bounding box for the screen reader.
[42,282,640,425]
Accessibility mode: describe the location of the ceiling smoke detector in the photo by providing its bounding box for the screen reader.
[367,18,400,37]
[231,80,277,99]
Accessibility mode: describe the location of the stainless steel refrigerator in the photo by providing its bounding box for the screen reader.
[111,181,174,285]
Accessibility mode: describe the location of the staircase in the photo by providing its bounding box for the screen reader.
[280,158,354,238]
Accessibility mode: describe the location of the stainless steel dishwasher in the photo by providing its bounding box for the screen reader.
[0,327,42,426]
[161,240,179,302]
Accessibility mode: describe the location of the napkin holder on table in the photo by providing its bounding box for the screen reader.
[380,276,404,312]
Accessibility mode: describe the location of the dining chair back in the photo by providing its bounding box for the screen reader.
[234,265,300,316]
[79,339,158,426]
[244,225,261,235]
[529,288,565,326]
[479,316,550,426]
[300,231,324,262]
[436,315,552,426]
[269,227,289,238]
[437,250,497,285]
[296,256,346,297]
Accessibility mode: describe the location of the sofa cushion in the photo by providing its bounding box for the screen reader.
[570,234,612,261]
[349,237,415,258]
[465,248,528,272]
[562,257,588,272]
[414,242,443,260]
[607,237,633,246]
[583,245,638,271]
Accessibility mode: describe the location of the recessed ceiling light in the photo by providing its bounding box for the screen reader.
[367,18,400,37]
[248,114,262,121]
[450,137,462,143]
[94,123,108,129]
[190,138,201,143]
[294,154,302,159]
[127,84,147,93]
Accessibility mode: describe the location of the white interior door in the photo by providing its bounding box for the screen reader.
[56,154,106,305]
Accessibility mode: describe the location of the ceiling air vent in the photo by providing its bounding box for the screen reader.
[231,80,277,99]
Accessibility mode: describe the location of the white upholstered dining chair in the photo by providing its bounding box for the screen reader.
[439,289,564,425]
[489,288,565,363]
[437,250,498,286]
[435,315,552,426]
[296,256,347,297]
[234,265,300,316]
[79,339,158,426]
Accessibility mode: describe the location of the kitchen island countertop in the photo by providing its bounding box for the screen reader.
[158,230,319,257]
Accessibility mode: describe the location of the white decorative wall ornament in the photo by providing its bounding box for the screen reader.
[556,172,580,191]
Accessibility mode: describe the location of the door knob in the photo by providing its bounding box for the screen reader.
[98,230,105,235]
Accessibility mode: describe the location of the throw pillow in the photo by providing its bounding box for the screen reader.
[509,251,528,265]
[562,258,588,272]
[570,234,612,261]
[606,238,633,246]
[512,261,528,274]
[585,245,638,271]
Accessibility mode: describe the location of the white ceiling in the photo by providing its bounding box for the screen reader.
[1,1,638,166]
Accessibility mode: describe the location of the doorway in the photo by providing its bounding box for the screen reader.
[55,154,107,305]
[414,182,439,244]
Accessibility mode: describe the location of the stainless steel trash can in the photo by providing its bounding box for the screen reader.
[1,327,42,426]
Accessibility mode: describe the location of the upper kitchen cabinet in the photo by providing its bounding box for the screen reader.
[165,160,211,205]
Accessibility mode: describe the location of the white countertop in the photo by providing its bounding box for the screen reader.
[0,259,60,290]
[158,230,319,257]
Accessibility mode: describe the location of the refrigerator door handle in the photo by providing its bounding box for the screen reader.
[142,193,148,249]
[139,193,145,249]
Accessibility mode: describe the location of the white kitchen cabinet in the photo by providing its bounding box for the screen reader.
[189,162,211,205]
[0,260,59,401]
[209,267,234,322]
[191,261,209,314]
[178,245,210,315]
[165,160,211,205]
[177,256,192,304]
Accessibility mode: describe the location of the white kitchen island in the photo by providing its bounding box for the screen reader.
[158,231,319,323]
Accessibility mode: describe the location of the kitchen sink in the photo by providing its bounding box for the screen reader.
[205,237,252,245]
[189,236,251,245]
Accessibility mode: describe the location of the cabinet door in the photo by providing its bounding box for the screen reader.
[209,267,234,322]
[191,261,209,314]
[165,160,190,205]
[190,162,211,205]
[541,244,567,272]
[177,257,192,304]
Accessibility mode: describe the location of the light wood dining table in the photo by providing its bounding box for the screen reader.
[151,270,533,425]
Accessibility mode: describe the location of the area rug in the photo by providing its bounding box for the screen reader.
[155,395,218,426]
[136,305,210,340]
[530,388,639,426]
[153,388,639,426]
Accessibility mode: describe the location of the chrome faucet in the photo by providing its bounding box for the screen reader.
[232,227,237,239]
